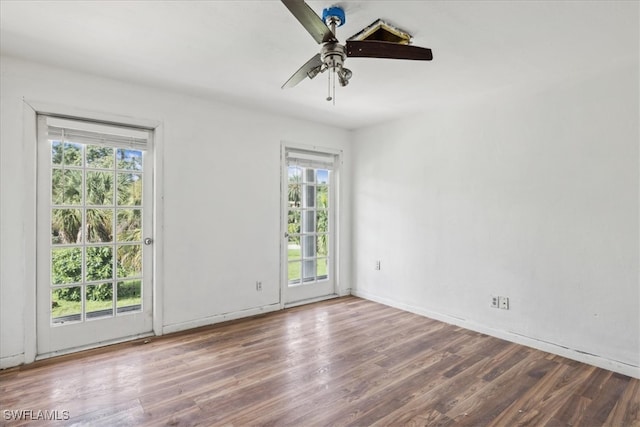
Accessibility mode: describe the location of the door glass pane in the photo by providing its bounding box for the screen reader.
[117,173,142,206]
[117,244,142,278]
[86,146,114,169]
[288,167,302,207]
[288,184,301,207]
[302,259,316,281]
[316,210,328,233]
[288,209,301,235]
[117,280,142,313]
[51,286,82,324]
[303,210,315,233]
[316,185,328,209]
[87,209,113,243]
[317,234,329,257]
[288,261,301,284]
[117,148,143,171]
[86,171,114,205]
[51,141,63,166]
[288,238,301,260]
[52,141,83,166]
[305,185,315,208]
[51,247,82,284]
[117,209,142,242]
[86,246,113,281]
[317,257,328,279]
[51,208,82,244]
[317,169,329,185]
[52,169,82,205]
[86,283,113,319]
[302,235,315,258]
[305,168,315,183]
[288,166,302,180]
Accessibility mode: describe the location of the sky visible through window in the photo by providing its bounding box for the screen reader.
[288,166,329,184]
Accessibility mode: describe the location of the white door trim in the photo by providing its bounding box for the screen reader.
[23,101,38,364]
[280,141,342,308]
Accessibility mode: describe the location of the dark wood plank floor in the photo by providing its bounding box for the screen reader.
[1,296,638,426]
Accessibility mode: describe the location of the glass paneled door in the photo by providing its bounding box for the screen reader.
[283,147,338,305]
[36,115,154,356]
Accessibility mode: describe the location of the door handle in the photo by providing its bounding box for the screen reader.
[144,237,153,245]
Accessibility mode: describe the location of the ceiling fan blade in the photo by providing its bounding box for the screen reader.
[346,40,433,61]
[282,53,323,89]
[281,0,337,44]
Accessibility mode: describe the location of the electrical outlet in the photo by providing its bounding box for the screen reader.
[256,281,262,291]
[375,260,381,270]
[499,296,509,310]
[491,296,499,308]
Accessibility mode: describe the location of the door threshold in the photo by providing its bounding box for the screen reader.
[284,293,340,309]
[35,331,155,361]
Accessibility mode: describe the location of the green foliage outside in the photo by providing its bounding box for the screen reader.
[316,185,329,256]
[50,142,144,317]
[287,245,328,282]
[52,280,142,318]
[287,169,329,255]
[286,167,330,284]
[52,296,141,317]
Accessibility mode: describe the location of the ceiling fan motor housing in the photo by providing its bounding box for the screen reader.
[322,6,346,28]
[321,42,346,69]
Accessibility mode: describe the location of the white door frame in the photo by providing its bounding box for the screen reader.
[22,100,164,362]
[280,142,342,308]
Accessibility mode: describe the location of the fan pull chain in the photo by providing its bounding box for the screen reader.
[326,67,336,105]
[333,68,336,106]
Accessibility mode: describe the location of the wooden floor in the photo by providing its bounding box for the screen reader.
[1,297,638,426]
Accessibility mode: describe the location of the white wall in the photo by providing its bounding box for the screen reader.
[2,52,638,379]
[0,56,351,368]
[352,60,639,378]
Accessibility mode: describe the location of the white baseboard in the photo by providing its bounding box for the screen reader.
[338,288,351,297]
[352,289,640,379]
[162,303,281,335]
[0,354,24,370]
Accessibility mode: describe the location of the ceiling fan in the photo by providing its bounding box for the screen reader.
[280,0,433,102]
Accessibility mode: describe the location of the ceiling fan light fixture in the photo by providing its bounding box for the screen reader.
[338,67,352,86]
[307,66,322,79]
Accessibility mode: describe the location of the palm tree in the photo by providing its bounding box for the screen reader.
[51,168,83,243]
[317,185,329,256]
[288,171,301,207]
[116,171,143,277]
[51,208,82,244]
[51,146,145,284]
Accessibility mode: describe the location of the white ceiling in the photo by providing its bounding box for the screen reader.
[1,1,637,130]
